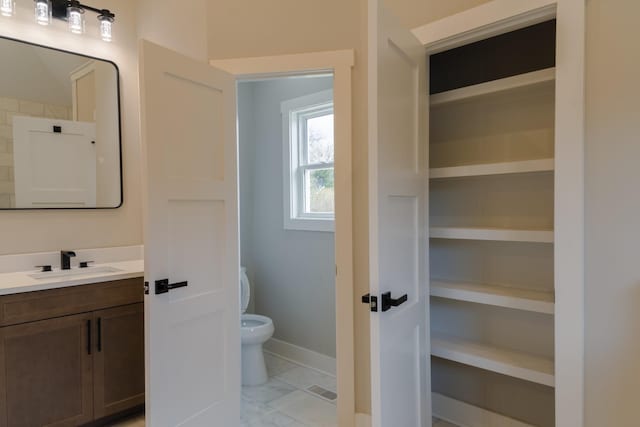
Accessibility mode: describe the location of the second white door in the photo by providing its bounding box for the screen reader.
[368,0,430,426]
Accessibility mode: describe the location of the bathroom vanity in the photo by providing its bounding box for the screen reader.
[0,261,144,427]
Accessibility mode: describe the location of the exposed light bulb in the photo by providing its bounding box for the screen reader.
[67,5,85,34]
[34,0,51,25]
[98,10,114,42]
[0,0,15,17]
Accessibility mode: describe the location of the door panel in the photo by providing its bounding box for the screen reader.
[93,303,145,418]
[368,1,430,426]
[12,117,97,208]
[0,313,94,427]
[140,40,240,426]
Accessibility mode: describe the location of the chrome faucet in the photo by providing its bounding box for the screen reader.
[61,251,76,270]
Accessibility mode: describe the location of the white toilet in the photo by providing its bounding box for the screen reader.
[240,267,274,386]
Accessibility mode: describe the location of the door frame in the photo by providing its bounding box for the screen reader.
[210,50,356,427]
[412,1,586,426]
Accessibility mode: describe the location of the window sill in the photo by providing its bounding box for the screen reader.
[284,217,334,232]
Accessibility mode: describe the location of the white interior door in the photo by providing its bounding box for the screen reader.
[139,40,240,427]
[368,1,430,426]
[13,117,97,208]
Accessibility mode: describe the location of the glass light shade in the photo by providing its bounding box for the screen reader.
[0,0,15,17]
[99,17,113,42]
[67,6,85,34]
[34,0,51,25]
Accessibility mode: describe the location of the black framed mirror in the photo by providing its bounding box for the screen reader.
[0,36,122,209]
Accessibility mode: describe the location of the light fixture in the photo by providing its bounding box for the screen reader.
[97,9,114,42]
[34,0,51,25]
[0,0,15,17]
[17,0,115,40]
[66,0,84,34]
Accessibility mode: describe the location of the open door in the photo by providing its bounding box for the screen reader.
[367,1,430,426]
[139,40,240,426]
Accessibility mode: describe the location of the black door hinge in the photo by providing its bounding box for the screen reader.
[361,293,378,312]
[144,281,149,295]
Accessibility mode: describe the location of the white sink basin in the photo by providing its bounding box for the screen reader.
[29,266,123,280]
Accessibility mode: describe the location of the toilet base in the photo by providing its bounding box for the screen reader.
[241,343,268,386]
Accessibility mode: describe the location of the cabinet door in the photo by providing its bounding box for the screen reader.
[93,303,144,418]
[0,313,94,427]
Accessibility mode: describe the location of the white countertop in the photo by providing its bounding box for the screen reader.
[0,259,144,296]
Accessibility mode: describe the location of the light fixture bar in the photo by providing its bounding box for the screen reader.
[50,0,116,41]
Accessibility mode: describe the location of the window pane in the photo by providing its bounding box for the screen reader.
[305,168,335,214]
[306,114,334,164]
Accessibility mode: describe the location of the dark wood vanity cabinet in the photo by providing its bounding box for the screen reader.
[0,278,144,427]
[0,313,94,426]
[92,303,145,419]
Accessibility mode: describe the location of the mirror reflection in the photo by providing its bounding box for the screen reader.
[0,37,121,209]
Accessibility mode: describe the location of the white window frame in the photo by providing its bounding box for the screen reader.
[281,89,335,232]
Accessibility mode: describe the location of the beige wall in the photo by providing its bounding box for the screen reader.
[136,0,208,61]
[388,0,492,29]
[0,0,142,255]
[584,0,640,425]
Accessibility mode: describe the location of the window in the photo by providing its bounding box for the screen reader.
[281,89,334,232]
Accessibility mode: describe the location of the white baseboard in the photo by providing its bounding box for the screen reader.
[355,413,371,427]
[264,337,336,376]
[432,392,533,427]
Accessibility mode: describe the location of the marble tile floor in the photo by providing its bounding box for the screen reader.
[112,413,457,427]
[108,352,338,427]
[107,353,459,427]
[241,352,337,426]
[112,415,456,427]
[112,414,458,427]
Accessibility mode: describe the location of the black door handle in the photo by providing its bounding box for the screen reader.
[155,279,188,294]
[381,292,408,312]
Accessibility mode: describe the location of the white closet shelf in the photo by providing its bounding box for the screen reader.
[430,280,554,314]
[430,68,556,106]
[430,227,554,243]
[431,335,555,387]
[430,158,554,179]
[432,392,535,427]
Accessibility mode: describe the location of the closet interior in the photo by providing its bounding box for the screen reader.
[428,21,557,427]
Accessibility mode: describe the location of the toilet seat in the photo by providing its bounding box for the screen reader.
[240,267,250,314]
[241,314,274,345]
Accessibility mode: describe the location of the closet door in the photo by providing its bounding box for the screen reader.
[367,1,430,426]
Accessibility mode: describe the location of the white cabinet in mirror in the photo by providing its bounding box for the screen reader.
[0,36,121,209]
